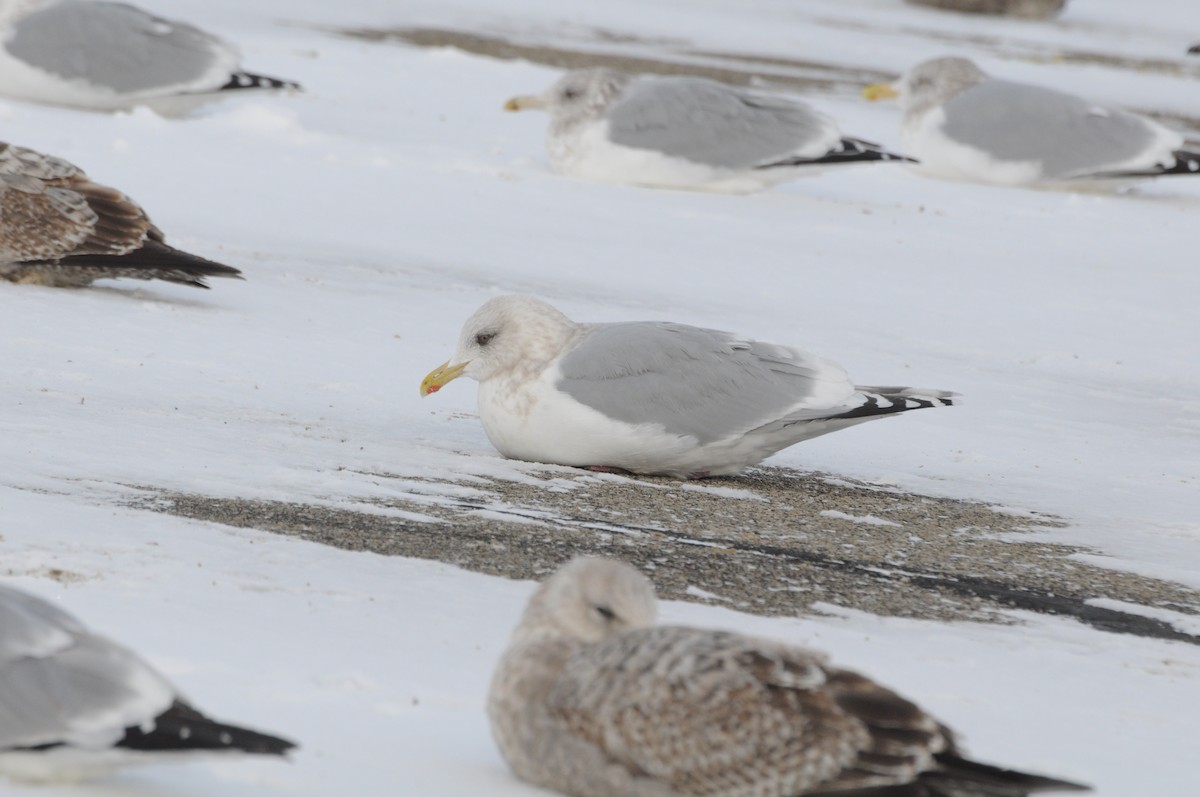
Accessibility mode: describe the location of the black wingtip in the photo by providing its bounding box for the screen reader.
[929,754,1091,794]
[1090,149,1200,179]
[833,387,957,421]
[118,701,296,756]
[47,240,243,289]
[758,138,916,170]
[220,72,303,93]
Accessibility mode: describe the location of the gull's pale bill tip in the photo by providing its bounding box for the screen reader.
[420,360,468,397]
[863,82,898,101]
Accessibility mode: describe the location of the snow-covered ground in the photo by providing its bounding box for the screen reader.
[2,0,1198,794]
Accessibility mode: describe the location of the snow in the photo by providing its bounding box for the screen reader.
[1,0,1198,794]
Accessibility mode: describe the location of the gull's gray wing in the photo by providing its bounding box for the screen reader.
[941,79,1174,179]
[605,76,841,169]
[5,0,234,94]
[555,322,856,445]
[0,584,176,750]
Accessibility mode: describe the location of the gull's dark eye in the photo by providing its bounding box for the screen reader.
[562,88,580,100]
[594,605,616,621]
[475,332,496,347]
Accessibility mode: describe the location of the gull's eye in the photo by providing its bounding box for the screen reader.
[594,605,616,621]
[562,87,580,100]
[475,332,496,347]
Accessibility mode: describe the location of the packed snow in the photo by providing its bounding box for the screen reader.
[2,0,1198,795]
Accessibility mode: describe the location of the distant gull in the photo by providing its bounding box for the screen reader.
[0,139,242,289]
[905,0,1067,19]
[0,583,295,783]
[490,556,1090,797]
[864,56,1200,186]
[420,296,954,479]
[0,0,300,115]
[504,68,911,192]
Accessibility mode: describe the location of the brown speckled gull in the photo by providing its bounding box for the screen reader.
[489,557,1090,797]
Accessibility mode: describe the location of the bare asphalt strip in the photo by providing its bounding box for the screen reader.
[127,466,1199,645]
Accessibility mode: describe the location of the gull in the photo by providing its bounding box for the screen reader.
[863,56,1200,186]
[490,556,1090,797]
[504,68,911,192]
[904,0,1067,19]
[420,296,954,478]
[0,583,295,783]
[1,139,242,288]
[0,0,300,115]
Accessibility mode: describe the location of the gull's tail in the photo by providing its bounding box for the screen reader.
[33,240,243,289]
[902,753,1091,796]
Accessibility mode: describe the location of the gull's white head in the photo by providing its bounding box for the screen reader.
[517,557,657,644]
[864,56,987,118]
[504,68,631,124]
[420,295,578,396]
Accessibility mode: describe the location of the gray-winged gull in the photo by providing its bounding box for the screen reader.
[864,56,1200,186]
[0,0,300,115]
[905,0,1067,19]
[0,583,294,783]
[1,139,242,288]
[419,296,955,478]
[504,68,911,192]
[489,556,1090,797]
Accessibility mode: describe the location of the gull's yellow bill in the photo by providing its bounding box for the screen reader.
[862,83,899,102]
[420,360,468,397]
[504,95,543,111]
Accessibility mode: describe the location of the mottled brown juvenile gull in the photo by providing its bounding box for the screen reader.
[420,296,954,478]
[504,68,911,192]
[0,140,241,288]
[489,556,1090,797]
[0,0,300,115]
[0,583,294,783]
[864,56,1200,186]
[905,0,1067,19]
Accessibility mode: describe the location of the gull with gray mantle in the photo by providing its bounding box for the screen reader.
[505,68,911,192]
[864,56,1200,186]
[0,0,300,115]
[0,583,294,783]
[420,296,954,479]
[490,556,1089,797]
[0,139,241,288]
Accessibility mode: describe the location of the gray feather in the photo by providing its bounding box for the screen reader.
[941,80,1161,178]
[555,322,849,444]
[6,1,228,93]
[606,77,835,168]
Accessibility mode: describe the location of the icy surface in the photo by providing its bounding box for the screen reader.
[1,0,1198,794]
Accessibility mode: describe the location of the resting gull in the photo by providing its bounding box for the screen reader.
[0,583,295,783]
[489,556,1090,797]
[420,296,954,478]
[904,0,1067,19]
[863,56,1200,186]
[0,0,300,115]
[504,68,911,192]
[0,139,242,288]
